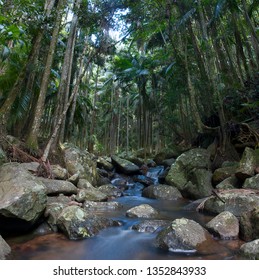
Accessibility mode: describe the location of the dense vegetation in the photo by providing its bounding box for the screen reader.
[0,0,258,163]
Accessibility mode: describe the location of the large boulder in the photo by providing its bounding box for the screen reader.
[142,184,182,200]
[205,211,239,239]
[235,147,256,181]
[165,148,211,191]
[62,144,98,185]
[132,220,169,233]
[111,155,139,174]
[239,206,259,241]
[239,239,259,260]
[57,205,119,240]
[243,174,259,190]
[0,235,11,260]
[155,218,213,253]
[39,178,78,195]
[203,191,259,216]
[0,163,47,232]
[126,204,158,218]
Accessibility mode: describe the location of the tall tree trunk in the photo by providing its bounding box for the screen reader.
[26,0,66,150]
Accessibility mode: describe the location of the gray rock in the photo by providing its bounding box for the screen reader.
[132,220,169,233]
[0,147,7,166]
[50,164,68,180]
[205,211,239,239]
[62,144,98,185]
[212,166,238,185]
[0,235,11,260]
[97,157,114,171]
[0,163,47,226]
[155,218,212,253]
[243,174,259,190]
[203,191,259,216]
[57,205,119,240]
[20,162,40,173]
[68,172,80,185]
[239,207,259,241]
[235,147,256,181]
[215,176,240,190]
[97,184,122,198]
[182,169,213,199]
[77,178,94,189]
[39,178,78,195]
[165,148,211,190]
[45,202,66,232]
[111,155,140,174]
[75,187,108,202]
[142,184,182,200]
[239,239,259,260]
[161,158,176,167]
[83,201,123,210]
[126,204,158,218]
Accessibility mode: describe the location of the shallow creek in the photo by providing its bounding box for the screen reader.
[7,167,244,260]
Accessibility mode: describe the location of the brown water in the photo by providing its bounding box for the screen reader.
[6,168,245,260]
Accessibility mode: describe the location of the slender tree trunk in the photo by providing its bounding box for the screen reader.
[26,0,66,150]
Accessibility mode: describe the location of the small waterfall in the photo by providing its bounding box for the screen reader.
[145,166,164,185]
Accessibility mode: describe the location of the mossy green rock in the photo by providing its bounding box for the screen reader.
[111,155,139,174]
[239,239,259,260]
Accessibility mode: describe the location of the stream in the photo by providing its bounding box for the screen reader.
[7,166,244,260]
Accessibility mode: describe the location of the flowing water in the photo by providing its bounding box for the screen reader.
[7,166,244,260]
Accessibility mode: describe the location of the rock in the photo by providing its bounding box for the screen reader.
[83,201,123,210]
[57,205,119,240]
[96,176,111,187]
[75,187,108,202]
[97,184,122,198]
[203,191,259,216]
[154,147,181,165]
[45,202,66,232]
[215,176,240,190]
[182,169,213,199]
[239,207,259,241]
[243,174,259,190]
[77,178,94,189]
[0,147,7,166]
[62,144,98,185]
[205,211,239,239]
[39,178,77,195]
[142,184,182,200]
[125,156,145,167]
[0,163,47,232]
[133,175,154,186]
[68,172,80,185]
[111,155,140,174]
[126,204,158,218]
[161,158,176,167]
[19,162,40,173]
[0,235,11,260]
[155,218,212,253]
[97,157,114,171]
[235,147,256,181]
[212,165,238,185]
[132,220,169,233]
[165,148,211,190]
[50,164,68,180]
[239,239,259,260]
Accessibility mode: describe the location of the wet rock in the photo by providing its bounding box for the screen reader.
[142,184,182,200]
[62,144,98,185]
[165,148,211,190]
[50,164,68,180]
[133,175,154,186]
[111,155,140,174]
[97,184,122,198]
[132,220,169,233]
[155,218,212,253]
[33,222,53,235]
[83,201,123,210]
[183,169,213,199]
[235,147,256,181]
[239,207,259,241]
[215,176,240,190]
[239,239,259,260]
[0,163,47,230]
[243,174,259,190]
[0,235,11,260]
[39,178,77,195]
[212,165,238,185]
[205,211,239,239]
[57,205,119,240]
[45,202,66,232]
[77,178,94,189]
[75,187,108,202]
[126,204,158,218]
[203,191,259,216]
[97,157,114,171]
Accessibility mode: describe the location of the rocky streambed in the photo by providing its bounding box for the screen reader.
[1,143,259,260]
